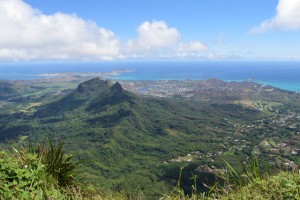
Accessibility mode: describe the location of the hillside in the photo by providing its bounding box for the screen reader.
[0,78,299,198]
[0,81,37,101]
[2,141,299,200]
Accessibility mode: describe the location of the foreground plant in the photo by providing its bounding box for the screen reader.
[0,138,83,199]
[12,137,79,186]
[0,149,55,199]
[162,158,300,200]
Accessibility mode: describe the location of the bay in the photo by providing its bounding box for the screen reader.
[1,61,300,92]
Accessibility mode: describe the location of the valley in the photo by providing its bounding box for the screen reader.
[0,77,299,198]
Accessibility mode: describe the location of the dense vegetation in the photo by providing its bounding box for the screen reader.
[1,141,299,199]
[0,78,299,198]
[0,140,84,199]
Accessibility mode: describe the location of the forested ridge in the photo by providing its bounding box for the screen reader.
[0,78,299,198]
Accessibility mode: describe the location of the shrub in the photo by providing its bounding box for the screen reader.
[13,138,79,186]
[0,150,54,199]
[0,139,81,199]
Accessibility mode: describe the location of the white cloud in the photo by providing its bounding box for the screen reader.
[0,0,209,61]
[125,21,180,54]
[125,21,209,59]
[0,0,120,60]
[175,41,207,53]
[252,0,300,32]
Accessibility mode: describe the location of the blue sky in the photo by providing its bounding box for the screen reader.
[1,0,300,61]
[22,1,277,39]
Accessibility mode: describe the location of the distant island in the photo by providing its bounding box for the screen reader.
[4,69,135,84]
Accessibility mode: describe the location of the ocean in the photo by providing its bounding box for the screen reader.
[1,61,300,92]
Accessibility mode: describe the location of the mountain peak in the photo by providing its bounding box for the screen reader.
[76,78,110,94]
[111,81,123,92]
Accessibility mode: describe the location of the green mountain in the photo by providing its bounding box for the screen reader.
[0,81,36,101]
[0,78,299,198]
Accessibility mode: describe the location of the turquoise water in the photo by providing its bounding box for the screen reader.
[258,81,300,92]
[0,61,300,92]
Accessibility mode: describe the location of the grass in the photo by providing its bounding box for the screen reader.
[162,158,300,200]
[224,171,300,200]
[1,142,299,199]
[1,139,148,199]
[1,139,85,199]
[12,137,79,186]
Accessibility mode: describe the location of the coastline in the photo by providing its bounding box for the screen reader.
[1,61,300,92]
[2,71,299,93]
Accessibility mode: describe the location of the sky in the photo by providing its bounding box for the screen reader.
[0,0,300,61]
